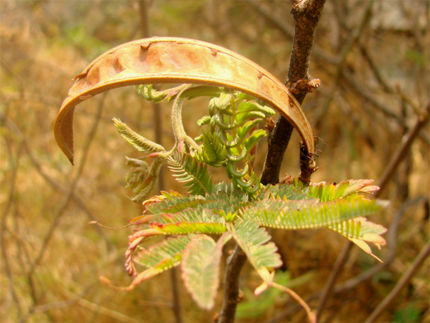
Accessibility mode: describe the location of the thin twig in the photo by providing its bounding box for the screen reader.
[0,127,24,317]
[315,0,374,130]
[61,286,143,323]
[376,101,429,193]
[218,245,248,323]
[244,0,337,65]
[1,111,115,251]
[22,94,106,323]
[261,0,326,185]
[137,2,183,322]
[364,240,430,323]
[218,2,327,322]
[16,284,94,323]
[315,239,353,321]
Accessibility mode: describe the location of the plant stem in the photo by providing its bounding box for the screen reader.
[261,0,326,185]
[217,245,248,323]
[218,1,326,322]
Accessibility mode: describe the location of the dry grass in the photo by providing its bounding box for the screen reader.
[1,1,429,323]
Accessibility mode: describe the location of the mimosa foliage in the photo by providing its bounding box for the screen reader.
[106,85,388,313]
[181,233,231,310]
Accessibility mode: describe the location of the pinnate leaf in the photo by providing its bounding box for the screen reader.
[167,152,214,196]
[129,222,226,243]
[304,179,378,201]
[328,217,387,262]
[242,195,383,230]
[119,236,191,291]
[113,118,165,153]
[231,220,282,277]
[135,236,191,268]
[181,233,231,310]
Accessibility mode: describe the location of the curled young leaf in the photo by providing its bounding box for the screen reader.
[54,37,314,164]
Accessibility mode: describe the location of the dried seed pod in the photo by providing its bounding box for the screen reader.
[54,37,314,164]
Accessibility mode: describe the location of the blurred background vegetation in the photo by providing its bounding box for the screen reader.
[1,1,428,322]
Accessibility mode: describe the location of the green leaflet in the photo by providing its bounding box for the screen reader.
[120,236,191,291]
[243,129,268,153]
[181,233,231,310]
[237,118,262,139]
[195,130,227,166]
[129,222,226,242]
[328,216,387,240]
[328,216,387,262]
[113,118,165,153]
[301,179,378,201]
[258,183,308,200]
[202,191,246,216]
[136,84,169,102]
[231,219,282,274]
[144,192,206,214]
[135,236,191,268]
[150,208,222,225]
[242,195,383,230]
[167,152,214,196]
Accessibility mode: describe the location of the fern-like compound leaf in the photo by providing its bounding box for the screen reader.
[181,233,231,310]
[242,195,383,230]
[113,118,165,153]
[167,152,214,196]
[144,192,206,215]
[150,208,222,225]
[328,217,387,261]
[121,236,191,291]
[129,222,226,242]
[135,236,191,269]
[244,129,268,153]
[203,190,246,215]
[231,219,282,275]
[196,130,227,166]
[301,179,379,201]
[258,183,308,200]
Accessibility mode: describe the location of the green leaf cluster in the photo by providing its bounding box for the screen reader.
[194,90,275,195]
[108,84,388,313]
[114,177,386,308]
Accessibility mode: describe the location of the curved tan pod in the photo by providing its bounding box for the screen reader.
[54,37,314,164]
